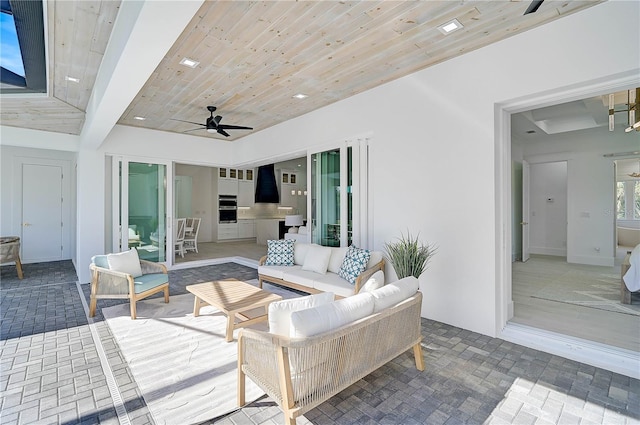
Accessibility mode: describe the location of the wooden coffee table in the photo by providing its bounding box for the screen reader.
[186,279,282,342]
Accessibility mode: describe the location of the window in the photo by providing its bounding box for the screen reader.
[617,180,640,221]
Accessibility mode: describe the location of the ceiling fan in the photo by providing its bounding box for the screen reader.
[172,106,253,137]
[524,0,544,15]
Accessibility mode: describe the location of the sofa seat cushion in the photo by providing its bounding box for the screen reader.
[312,274,356,298]
[133,273,169,294]
[259,265,302,280]
[370,276,419,312]
[281,268,325,289]
[290,292,375,337]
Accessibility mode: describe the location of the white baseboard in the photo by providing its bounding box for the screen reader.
[529,247,566,256]
[500,322,639,379]
[567,254,614,267]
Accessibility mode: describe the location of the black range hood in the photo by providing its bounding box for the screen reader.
[255,164,280,203]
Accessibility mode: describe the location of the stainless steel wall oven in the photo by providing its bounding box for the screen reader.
[218,195,237,223]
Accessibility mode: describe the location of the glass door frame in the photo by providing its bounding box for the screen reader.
[308,137,370,248]
[111,155,175,266]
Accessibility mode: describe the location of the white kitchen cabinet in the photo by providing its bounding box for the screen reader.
[279,170,298,207]
[238,180,254,207]
[218,223,238,240]
[238,219,256,238]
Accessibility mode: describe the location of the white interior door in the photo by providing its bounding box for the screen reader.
[22,164,63,262]
[521,160,530,262]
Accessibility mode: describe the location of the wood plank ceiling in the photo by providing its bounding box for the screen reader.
[1,0,602,140]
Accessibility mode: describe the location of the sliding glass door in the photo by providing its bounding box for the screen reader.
[114,159,170,263]
[310,139,368,248]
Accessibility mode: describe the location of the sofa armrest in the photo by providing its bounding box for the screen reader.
[354,259,385,294]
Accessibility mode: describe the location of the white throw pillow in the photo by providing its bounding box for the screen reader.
[327,247,348,274]
[370,276,419,312]
[301,245,333,274]
[290,292,375,337]
[359,270,385,293]
[107,249,142,277]
[268,292,335,336]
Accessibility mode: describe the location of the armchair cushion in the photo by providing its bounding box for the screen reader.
[93,254,109,269]
[107,249,142,277]
[133,273,170,293]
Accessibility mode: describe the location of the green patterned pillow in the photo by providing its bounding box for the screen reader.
[338,245,371,284]
[265,239,295,266]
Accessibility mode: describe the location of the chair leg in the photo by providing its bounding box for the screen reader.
[15,256,23,279]
[164,286,170,303]
[89,297,97,317]
[413,342,425,371]
[130,299,137,320]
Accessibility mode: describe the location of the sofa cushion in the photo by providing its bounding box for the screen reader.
[302,245,332,274]
[259,264,302,280]
[370,276,419,313]
[359,270,385,293]
[290,292,375,337]
[312,273,357,298]
[327,247,348,274]
[107,249,142,277]
[268,292,335,336]
[92,254,109,269]
[338,245,371,284]
[294,243,311,265]
[367,251,384,269]
[265,239,295,266]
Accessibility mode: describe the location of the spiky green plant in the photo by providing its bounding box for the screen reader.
[384,232,437,279]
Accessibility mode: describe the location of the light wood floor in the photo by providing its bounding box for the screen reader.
[510,248,640,352]
[174,239,266,264]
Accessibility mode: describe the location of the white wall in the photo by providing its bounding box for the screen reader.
[0,1,637,336]
[529,162,567,257]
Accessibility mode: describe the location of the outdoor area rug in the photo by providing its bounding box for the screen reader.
[102,284,270,425]
[531,268,640,317]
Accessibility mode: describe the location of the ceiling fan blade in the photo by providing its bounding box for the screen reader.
[171,118,205,126]
[183,127,205,132]
[214,115,223,126]
[218,124,253,130]
[218,128,231,137]
[524,0,544,15]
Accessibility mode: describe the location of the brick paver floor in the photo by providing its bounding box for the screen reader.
[1,260,639,425]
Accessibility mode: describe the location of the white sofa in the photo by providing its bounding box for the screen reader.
[238,276,424,425]
[258,242,385,297]
[284,225,310,243]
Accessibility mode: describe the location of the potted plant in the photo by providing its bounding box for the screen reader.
[384,232,437,279]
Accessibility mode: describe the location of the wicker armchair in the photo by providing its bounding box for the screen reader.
[238,292,424,425]
[89,254,169,319]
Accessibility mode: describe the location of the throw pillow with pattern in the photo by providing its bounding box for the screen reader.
[338,245,371,285]
[265,239,295,266]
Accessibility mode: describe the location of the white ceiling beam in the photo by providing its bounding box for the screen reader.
[79,0,204,149]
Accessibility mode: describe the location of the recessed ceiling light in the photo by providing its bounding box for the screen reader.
[133,116,146,121]
[526,130,536,134]
[179,57,199,68]
[437,19,463,35]
[65,76,80,83]
[292,93,308,99]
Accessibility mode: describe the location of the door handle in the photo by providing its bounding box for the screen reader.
[520,221,528,225]
[23,222,32,227]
